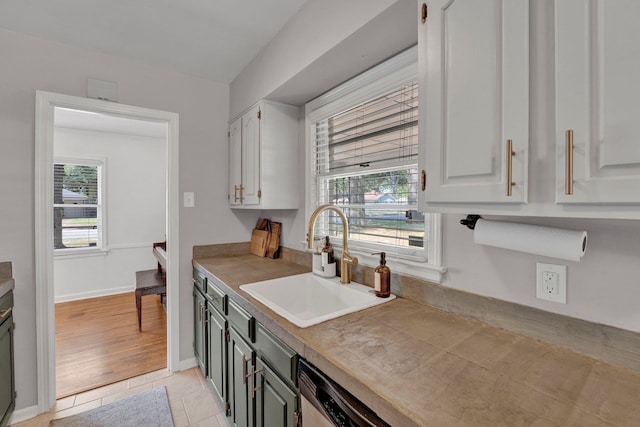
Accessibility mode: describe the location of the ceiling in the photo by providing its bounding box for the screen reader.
[0,0,308,84]
[55,107,168,138]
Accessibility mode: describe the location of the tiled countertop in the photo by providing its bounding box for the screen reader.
[193,253,640,427]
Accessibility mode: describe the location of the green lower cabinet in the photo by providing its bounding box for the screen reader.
[228,327,255,427]
[255,358,299,427]
[207,303,227,403]
[193,287,207,376]
[0,311,15,427]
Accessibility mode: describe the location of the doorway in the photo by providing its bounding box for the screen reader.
[35,91,180,412]
[52,107,168,398]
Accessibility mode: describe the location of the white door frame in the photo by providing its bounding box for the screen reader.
[34,91,180,412]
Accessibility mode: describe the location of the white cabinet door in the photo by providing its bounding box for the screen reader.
[241,105,261,206]
[556,0,640,204]
[229,118,242,206]
[420,0,529,205]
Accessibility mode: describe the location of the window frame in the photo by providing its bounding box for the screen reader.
[53,156,108,256]
[305,46,445,282]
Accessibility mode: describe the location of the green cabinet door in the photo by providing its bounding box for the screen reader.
[0,314,15,427]
[193,287,207,376]
[228,327,255,427]
[255,357,299,427]
[208,303,227,403]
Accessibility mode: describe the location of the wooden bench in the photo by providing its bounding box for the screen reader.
[135,269,166,331]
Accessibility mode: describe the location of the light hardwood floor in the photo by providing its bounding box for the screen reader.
[55,292,167,398]
[10,367,230,427]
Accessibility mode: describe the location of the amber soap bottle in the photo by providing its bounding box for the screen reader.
[374,252,391,298]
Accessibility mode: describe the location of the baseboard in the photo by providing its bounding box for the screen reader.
[8,405,39,425]
[54,286,134,303]
[179,357,197,371]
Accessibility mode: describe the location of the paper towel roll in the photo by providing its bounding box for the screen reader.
[473,219,587,262]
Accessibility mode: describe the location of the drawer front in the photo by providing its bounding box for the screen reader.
[0,291,12,326]
[192,268,206,293]
[255,323,297,385]
[206,280,226,315]
[227,298,254,342]
[0,291,12,311]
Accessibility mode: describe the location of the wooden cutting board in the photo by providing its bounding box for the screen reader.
[249,229,269,257]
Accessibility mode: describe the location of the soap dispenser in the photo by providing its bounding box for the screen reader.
[373,252,391,298]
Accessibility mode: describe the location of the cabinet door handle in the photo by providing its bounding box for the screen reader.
[239,185,245,203]
[250,368,262,399]
[420,170,426,191]
[505,139,515,196]
[242,355,249,384]
[421,3,427,24]
[565,129,574,195]
[0,307,11,320]
[234,185,240,202]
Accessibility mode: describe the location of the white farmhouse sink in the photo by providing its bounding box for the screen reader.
[240,272,395,328]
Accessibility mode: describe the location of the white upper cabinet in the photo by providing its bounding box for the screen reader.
[241,104,261,206]
[228,100,299,210]
[419,0,529,205]
[229,117,242,206]
[556,0,640,204]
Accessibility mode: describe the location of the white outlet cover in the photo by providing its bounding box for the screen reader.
[536,262,567,304]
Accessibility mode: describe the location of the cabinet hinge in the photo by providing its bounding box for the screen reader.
[258,189,262,198]
[257,110,261,120]
[421,3,427,24]
[294,410,301,427]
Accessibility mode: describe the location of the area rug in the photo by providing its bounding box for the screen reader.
[49,386,174,427]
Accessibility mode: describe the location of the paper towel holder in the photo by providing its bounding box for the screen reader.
[460,214,482,230]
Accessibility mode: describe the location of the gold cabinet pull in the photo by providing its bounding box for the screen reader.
[506,139,515,196]
[242,355,250,384]
[234,185,240,202]
[0,307,12,320]
[250,368,262,398]
[565,130,574,195]
[421,3,427,24]
[239,185,245,203]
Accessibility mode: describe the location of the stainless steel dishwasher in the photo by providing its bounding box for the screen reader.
[298,358,390,427]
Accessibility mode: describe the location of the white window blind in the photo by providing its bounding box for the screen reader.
[53,160,103,250]
[311,80,425,258]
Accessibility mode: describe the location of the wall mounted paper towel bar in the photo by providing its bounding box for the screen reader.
[460,215,588,262]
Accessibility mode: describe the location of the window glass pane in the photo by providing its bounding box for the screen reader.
[316,168,423,249]
[54,207,98,249]
[53,162,100,250]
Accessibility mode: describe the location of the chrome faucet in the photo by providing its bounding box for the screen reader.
[307,204,358,284]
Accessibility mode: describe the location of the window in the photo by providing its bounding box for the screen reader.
[307,46,442,274]
[53,158,105,252]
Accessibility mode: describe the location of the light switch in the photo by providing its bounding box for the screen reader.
[183,192,195,208]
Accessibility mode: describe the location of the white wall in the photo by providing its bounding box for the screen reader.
[229,0,640,334]
[53,128,166,301]
[0,28,257,413]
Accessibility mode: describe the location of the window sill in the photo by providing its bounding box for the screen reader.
[299,241,447,283]
[54,247,109,259]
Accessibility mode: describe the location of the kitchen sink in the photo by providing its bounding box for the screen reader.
[240,272,395,328]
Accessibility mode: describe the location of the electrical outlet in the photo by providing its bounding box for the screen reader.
[536,263,566,304]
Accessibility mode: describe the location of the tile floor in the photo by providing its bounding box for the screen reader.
[10,367,230,427]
